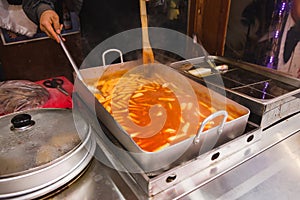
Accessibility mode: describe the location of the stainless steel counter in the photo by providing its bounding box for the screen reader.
[48,53,300,200]
[47,122,300,200]
[183,129,300,200]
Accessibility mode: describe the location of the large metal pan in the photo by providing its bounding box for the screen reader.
[74,52,250,173]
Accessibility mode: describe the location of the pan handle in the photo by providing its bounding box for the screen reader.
[102,49,124,67]
[193,110,228,144]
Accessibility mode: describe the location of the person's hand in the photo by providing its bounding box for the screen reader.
[39,10,63,43]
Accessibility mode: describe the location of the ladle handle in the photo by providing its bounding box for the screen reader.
[58,34,84,81]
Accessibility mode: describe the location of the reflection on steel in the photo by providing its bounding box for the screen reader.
[266,0,289,69]
[261,81,269,99]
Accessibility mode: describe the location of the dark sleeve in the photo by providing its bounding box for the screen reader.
[22,0,56,24]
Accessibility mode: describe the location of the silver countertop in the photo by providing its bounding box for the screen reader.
[47,127,300,200]
[52,55,300,200]
[184,129,300,200]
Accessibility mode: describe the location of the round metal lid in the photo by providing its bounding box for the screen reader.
[0,108,89,177]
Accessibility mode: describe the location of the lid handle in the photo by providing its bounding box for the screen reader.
[11,114,35,131]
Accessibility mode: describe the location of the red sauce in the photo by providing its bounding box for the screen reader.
[93,70,245,152]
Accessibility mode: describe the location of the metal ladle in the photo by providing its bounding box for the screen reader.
[57,34,100,94]
[58,34,83,81]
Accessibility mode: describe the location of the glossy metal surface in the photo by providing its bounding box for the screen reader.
[76,61,250,174]
[185,130,300,200]
[48,114,300,200]
[0,109,96,199]
[170,56,300,128]
[58,34,83,81]
[58,54,300,199]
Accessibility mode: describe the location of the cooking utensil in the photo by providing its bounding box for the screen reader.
[58,34,83,81]
[0,108,96,199]
[139,0,154,64]
[43,78,69,96]
[57,34,101,94]
[77,60,250,174]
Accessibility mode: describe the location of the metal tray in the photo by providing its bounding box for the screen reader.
[170,56,300,128]
[75,59,250,173]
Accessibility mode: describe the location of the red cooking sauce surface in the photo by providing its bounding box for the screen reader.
[93,71,245,152]
[127,83,182,152]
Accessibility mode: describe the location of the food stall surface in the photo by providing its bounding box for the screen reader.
[43,55,299,200]
[46,123,300,200]
[2,74,299,199]
[2,55,298,199]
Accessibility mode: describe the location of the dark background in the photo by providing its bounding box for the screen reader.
[0,0,189,82]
